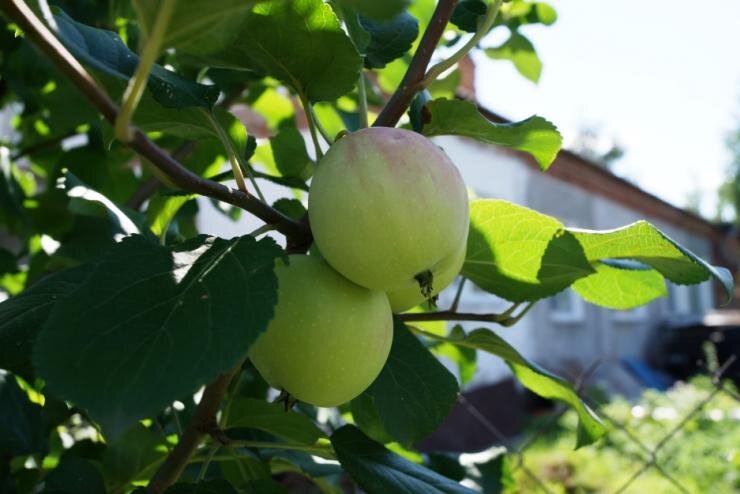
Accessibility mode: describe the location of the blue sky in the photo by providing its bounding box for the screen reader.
[473,0,740,218]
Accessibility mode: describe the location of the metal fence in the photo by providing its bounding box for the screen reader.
[457,354,739,493]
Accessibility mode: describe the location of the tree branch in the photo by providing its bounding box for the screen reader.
[372,0,458,127]
[146,365,240,494]
[1,0,310,244]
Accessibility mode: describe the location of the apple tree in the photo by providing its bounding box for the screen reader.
[0,0,733,492]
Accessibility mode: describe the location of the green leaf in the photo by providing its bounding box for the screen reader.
[0,265,93,379]
[33,234,282,435]
[361,12,419,69]
[270,124,313,179]
[224,398,325,445]
[572,260,668,310]
[61,171,141,237]
[102,423,168,491]
[432,334,478,385]
[409,326,605,447]
[331,425,475,493]
[500,1,557,29]
[422,99,561,170]
[214,0,362,102]
[351,320,458,446]
[339,0,410,21]
[147,194,193,239]
[44,456,106,494]
[164,480,238,494]
[350,393,393,444]
[272,199,307,221]
[485,31,542,83]
[451,0,488,33]
[133,0,251,55]
[0,371,45,456]
[570,221,734,304]
[53,9,219,109]
[462,199,594,302]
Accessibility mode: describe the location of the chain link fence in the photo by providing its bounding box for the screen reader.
[458,353,739,493]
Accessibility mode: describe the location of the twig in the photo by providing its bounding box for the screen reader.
[421,0,503,86]
[299,93,324,158]
[400,301,535,327]
[196,444,219,482]
[1,0,310,244]
[226,440,335,459]
[10,131,75,160]
[357,72,369,128]
[115,0,175,142]
[203,109,251,195]
[146,365,241,494]
[372,0,459,127]
[449,277,466,312]
[248,224,276,237]
[164,165,309,197]
[309,105,334,145]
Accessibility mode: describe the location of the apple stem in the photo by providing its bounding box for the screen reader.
[414,269,435,305]
[276,389,298,411]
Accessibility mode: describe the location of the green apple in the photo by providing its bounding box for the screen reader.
[308,127,469,299]
[386,238,466,313]
[249,255,392,407]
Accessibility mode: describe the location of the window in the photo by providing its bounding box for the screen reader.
[549,288,585,323]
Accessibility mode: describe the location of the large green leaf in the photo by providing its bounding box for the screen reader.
[351,321,459,446]
[133,0,251,55]
[462,199,594,302]
[0,265,93,379]
[361,12,419,69]
[213,0,362,101]
[33,234,282,435]
[422,99,562,170]
[53,9,219,109]
[570,221,734,304]
[339,0,410,21]
[224,398,325,445]
[0,371,45,456]
[485,31,542,83]
[409,325,605,447]
[572,260,668,310]
[332,425,475,494]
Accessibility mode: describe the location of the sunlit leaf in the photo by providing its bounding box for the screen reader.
[422,99,561,169]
